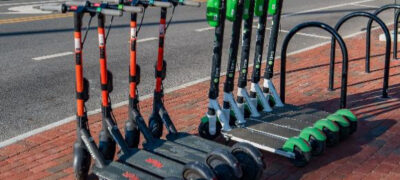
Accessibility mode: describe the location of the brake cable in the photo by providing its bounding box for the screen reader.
[81,15,94,49]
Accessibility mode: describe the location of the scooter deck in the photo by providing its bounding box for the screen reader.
[222,127,293,158]
[92,161,161,180]
[245,118,301,138]
[166,132,230,153]
[119,149,187,178]
[250,111,314,131]
[143,139,208,164]
[273,104,331,119]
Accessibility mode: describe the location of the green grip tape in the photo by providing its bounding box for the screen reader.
[254,0,264,17]
[268,0,277,15]
[206,0,221,27]
[243,0,250,19]
[226,0,238,21]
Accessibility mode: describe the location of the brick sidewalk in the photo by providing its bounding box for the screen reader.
[1,26,400,179]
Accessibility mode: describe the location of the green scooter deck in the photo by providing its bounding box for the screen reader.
[92,161,161,180]
[119,149,188,178]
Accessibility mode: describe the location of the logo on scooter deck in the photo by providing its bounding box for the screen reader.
[123,172,140,180]
[145,158,164,168]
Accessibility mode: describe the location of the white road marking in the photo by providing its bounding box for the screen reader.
[0,22,386,148]
[350,3,379,8]
[0,5,52,15]
[137,37,158,42]
[32,52,73,61]
[0,0,65,7]
[195,27,215,32]
[248,26,331,39]
[283,0,377,17]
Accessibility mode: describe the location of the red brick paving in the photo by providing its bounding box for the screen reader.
[1,26,400,179]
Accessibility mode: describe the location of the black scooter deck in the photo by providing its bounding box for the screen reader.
[269,104,332,126]
[250,111,315,131]
[92,161,161,180]
[119,149,187,178]
[167,132,230,153]
[246,118,301,137]
[273,104,331,120]
[143,139,209,164]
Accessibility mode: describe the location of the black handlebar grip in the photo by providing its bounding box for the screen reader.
[153,1,173,8]
[123,6,144,13]
[182,0,201,7]
[101,8,123,16]
[65,1,88,7]
[40,4,64,12]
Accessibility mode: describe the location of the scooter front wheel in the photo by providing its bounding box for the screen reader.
[149,113,163,139]
[198,118,222,140]
[73,141,91,180]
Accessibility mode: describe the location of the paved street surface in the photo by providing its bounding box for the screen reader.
[0,0,398,141]
[0,22,400,179]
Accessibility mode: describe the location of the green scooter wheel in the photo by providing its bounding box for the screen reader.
[334,109,358,134]
[326,115,351,140]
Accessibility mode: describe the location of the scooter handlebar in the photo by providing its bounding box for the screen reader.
[65,1,88,7]
[153,1,173,8]
[123,6,144,13]
[100,8,123,16]
[40,4,64,12]
[181,0,200,7]
[102,0,125,3]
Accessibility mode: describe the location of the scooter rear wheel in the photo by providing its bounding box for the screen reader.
[207,149,242,180]
[323,127,340,147]
[289,146,311,167]
[183,161,217,180]
[309,136,326,156]
[231,142,264,180]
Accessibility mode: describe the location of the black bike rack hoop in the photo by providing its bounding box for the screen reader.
[329,12,391,99]
[393,9,400,59]
[280,22,349,108]
[366,4,400,72]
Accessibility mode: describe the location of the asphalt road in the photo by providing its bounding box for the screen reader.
[0,0,398,141]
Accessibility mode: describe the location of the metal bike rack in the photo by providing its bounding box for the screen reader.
[280,21,349,108]
[393,9,400,59]
[366,4,400,72]
[329,12,391,99]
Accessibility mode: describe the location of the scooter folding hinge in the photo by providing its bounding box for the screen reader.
[264,79,284,107]
[224,92,246,125]
[253,83,272,112]
[238,88,260,117]
[209,99,231,131]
